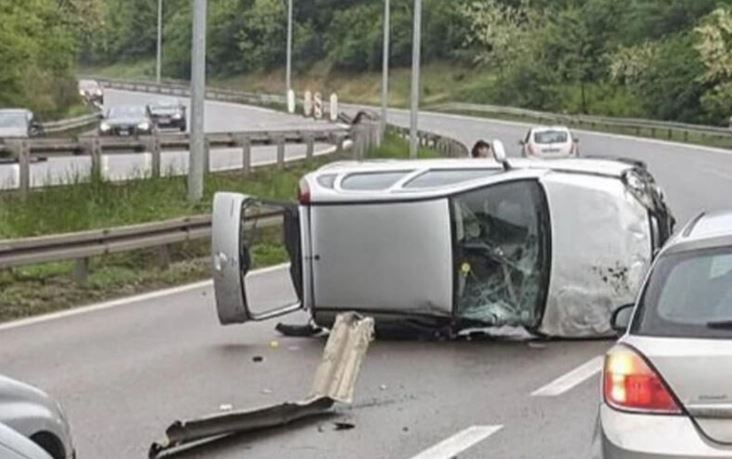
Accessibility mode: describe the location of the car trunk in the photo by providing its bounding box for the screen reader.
[627,336,732,444]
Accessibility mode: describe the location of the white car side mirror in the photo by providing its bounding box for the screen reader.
[492,140,511,170]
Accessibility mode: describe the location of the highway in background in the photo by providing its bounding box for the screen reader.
[0,89,339,190]
[1,92,731,458]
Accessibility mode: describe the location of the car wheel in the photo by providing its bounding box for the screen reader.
[30,432,65,459]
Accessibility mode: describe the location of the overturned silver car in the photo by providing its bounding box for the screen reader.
[211,151,674,338]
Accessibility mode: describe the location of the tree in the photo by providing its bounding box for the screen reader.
[695,7,732,123]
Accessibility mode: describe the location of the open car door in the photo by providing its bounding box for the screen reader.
[212,192,304,324]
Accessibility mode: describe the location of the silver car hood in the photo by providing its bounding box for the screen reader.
[538,173,652,337]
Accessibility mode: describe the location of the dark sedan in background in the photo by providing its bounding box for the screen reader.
[99,105,154,136]
[146,100,186,132]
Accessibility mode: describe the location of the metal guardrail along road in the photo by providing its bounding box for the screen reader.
[0,127,350,193]
[431,101,732,142]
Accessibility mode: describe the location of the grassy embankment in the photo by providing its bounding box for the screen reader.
[0,133,437,322]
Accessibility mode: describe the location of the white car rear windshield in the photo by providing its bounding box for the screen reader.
[632,247,732,338]
[533,130,569,144]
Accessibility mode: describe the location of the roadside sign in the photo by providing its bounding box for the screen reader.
[330,93,339,122]
[304,90,313,117]
[287,89,296,114]
[314,92,323,119]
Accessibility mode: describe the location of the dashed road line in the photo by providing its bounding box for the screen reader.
[531,356,604,397]
[409,425,503,459]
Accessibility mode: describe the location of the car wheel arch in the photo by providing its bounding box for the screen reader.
[30,431,65,459]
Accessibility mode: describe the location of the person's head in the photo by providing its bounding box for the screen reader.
[471,140,492,158]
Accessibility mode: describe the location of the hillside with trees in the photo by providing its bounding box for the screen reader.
[14,0,732,124]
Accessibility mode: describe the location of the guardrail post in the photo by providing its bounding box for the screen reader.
[74,257,90,284]
[15,140,31,195]
[87,138,102,182]
[276,135,286,169]
[156,245,171,269]
[667,129,672,139]
[149,135,162,178]
[240,136,251,175]
[305,133,315,160]
[204,138,211,174]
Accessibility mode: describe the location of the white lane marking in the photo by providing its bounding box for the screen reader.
[531,356,604,397]
[409,425,503,459]
[0,263,289,332]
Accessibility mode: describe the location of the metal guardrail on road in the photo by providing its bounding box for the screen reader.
[431,102,732,142]
[0,127,350,193]
[40,112,102,135]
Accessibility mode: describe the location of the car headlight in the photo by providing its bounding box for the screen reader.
[172,113,182,120]
[94,89,103,96]
[79,90,86,96]
[137,122,151,131]
[100,122,111,131]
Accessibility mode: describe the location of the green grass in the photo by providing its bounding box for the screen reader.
[0,133,439,322]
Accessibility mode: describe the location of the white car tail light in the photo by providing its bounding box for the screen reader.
[603,345,681,414]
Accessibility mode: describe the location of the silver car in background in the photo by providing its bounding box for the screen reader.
[211,150,674,339]
[520,126,579,158]
[0,375,74,459]
[596,211,732,458]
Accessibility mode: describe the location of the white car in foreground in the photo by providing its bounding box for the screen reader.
[520,126,579,159]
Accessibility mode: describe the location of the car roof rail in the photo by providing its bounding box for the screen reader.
[682,211,706,238]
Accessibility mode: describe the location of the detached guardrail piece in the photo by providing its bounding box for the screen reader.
[148,312,375,459]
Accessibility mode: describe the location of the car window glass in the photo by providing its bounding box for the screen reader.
[534,130,569,144]
[451,180,549,327]
[341,171,410,190]
[404,169,499,188]
[634,248,732,337]
[109,106,145,118]
[0,114,27,128]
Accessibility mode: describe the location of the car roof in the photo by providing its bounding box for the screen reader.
[306,157,632,202]
[664,211,732,254]
[530,125,571,133]
[0,109,31,116]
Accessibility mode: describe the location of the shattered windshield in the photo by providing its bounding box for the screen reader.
[451,180,550,328]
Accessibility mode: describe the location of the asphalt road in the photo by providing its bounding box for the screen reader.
[0,89,339,190]
[2,94,731,458]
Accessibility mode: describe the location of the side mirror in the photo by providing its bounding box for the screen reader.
[610,304,634,334]
[518,140,525,146]
[573,137,580,143]
[492,140,511,171]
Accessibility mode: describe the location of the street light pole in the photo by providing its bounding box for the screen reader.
[156,0,163,83]
[286,0,293,94]
[380,0,390,136]
[188,0,206,202]
[409,0,422,158]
